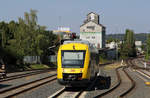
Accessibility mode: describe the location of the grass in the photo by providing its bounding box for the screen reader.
[99,57,114,64]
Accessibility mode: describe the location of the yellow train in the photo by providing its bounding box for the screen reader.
[57,40,99,87]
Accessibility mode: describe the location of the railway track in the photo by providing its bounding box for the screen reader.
[136,69,150,79]
[130,58,150,70]
[52,60,136,98]
[0,74,57,97]
[50,75,98,98]
[128,58,150,85]
[94,65,135,98]
[50,87,84,98]
[120,67,135,97]
[0,68,56,82]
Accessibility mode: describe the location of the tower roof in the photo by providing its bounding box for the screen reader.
[80,20,105,28]
[87,12,99,16]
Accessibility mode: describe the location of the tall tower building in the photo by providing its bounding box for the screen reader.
[80,12,106,49]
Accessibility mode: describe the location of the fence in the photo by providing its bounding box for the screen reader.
[23,56,41,64]
[23,55,57,64]
[48,55,57,62]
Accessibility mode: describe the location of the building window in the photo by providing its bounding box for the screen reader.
[87,26,95,30]
[92,36,95,39]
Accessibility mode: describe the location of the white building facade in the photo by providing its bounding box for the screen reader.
[106,41,118,49]
[135,41,142,52]
[80,12,105,49]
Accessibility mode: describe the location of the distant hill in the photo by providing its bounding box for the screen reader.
[106,33,148,43]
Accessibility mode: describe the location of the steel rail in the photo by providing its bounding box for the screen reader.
[0,68,56,82]
[50,87,66,98]
[119,67,136,97]
[129,58,150,70]
[94,67,122,98]
[94,59,136,98]
[74,90,84,98]
[52,87,89,98]
[137,69,150,78]
[52,74,98,98]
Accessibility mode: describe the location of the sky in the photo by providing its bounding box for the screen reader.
[0,0,150,34]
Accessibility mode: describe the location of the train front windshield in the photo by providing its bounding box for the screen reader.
[61,50,86,68]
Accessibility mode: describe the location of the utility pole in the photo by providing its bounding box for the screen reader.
[146,32,149,61]
[115,27,118,61]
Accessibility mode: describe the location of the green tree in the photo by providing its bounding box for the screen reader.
[0,21,9,48]
[146,34,150,60]
[119,29,136,59]
[0,9,58,65]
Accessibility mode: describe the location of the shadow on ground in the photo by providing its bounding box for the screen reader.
[0,84,11,89]
[87,75,111,91]
[99,62,114,66]
[62,76,111,92]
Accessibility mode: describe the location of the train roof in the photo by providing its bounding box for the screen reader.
[63,40,98,53]
[63,40,90,45]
